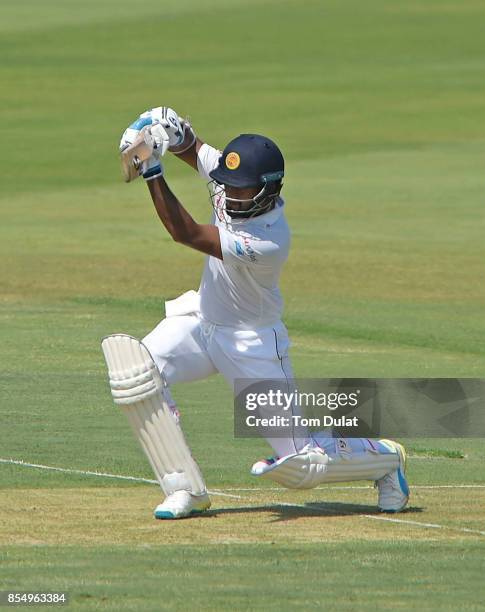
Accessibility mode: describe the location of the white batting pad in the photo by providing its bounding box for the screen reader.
[101,334,206,496]
[251,445,399,489]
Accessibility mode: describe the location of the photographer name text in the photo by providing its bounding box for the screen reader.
[246,415,359,428]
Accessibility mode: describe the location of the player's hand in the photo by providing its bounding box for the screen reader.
[119,116,169,156]
[148,107,185,149]
[119,121,168,180]
[141,124,168,179]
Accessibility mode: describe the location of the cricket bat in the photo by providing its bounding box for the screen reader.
[120,125,155,183]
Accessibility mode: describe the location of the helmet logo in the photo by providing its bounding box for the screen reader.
[225,152,240,170]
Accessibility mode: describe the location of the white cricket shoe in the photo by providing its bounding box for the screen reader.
[375,440,410,513]
[154,490,211,520]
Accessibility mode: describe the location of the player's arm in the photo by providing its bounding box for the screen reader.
[119,117,220,256]
[146,175,222,259]
[170,136,205,172]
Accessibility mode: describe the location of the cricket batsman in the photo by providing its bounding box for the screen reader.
[101,107,410,519]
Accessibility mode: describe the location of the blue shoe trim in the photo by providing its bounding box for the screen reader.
[154,510,175,519]
[154,508,207,520]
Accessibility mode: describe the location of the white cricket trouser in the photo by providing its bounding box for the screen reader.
[143,295,387,461]
[142,306,313,456]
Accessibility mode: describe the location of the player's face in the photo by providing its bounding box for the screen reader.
[224,185,261,213]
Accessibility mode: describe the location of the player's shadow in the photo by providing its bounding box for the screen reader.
[204,501,423,522]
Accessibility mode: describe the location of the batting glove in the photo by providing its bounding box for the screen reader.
[119,118,169,180]
[149,107,185,148]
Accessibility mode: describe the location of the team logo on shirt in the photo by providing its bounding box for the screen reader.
[234,238,257,262]
[235,240,244,256]
[225,152,240,170]
[243,237,257,262]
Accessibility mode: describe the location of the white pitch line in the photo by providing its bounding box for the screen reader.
[362,514,485,537]
[209,501,485,537]
[221,484,485,492]
[3,458,484,535]
[275,502,485,537]
[0,458,242,500]
[412,485,485,489]
[3,457,485,497]
[0,458,159,484]
[209,489,242,499]
[224,486,375,492]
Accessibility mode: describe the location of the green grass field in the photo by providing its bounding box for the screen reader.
[1,0,485,609]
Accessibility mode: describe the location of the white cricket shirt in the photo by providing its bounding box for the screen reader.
[196,143,290,329]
